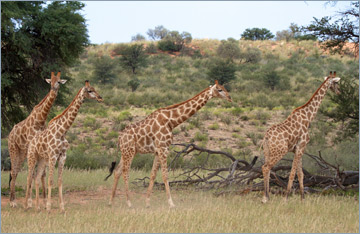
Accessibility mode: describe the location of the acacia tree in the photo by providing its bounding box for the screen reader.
[146,25,169,40]
[1,1,89,135]
[158,31,192,52]
[302,1,359,56]
[207,58,236,86]
[241,28,274,41]
[92,55,117,84]
[217,38,241,62]
[118,44,148,74]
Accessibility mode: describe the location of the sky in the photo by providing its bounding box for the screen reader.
[81,1,353,44]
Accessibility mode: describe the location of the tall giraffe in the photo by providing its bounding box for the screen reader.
[261,71,341,203]
[106,81,232,208]
[24,80,103,212]
[8,72,66,207]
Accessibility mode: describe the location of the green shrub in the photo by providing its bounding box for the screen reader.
[194,132,208,142]
[209,123,220,130]
[131,154,154,171]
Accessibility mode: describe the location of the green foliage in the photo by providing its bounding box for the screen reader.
[1,1,89,134]
[131,154,154,171]
[302,2,359,56]
[91,55,117,84]
[323,76,359,137]
[127,77,140,92]
[241,28,275,41]
[158,31,192,52]
[145,43,157,54]
[1,139,10,171]
[118,44,148,74]
[207,58,236,85]
[240,47,262,63]
[131,33,145,42]
[146,25,169,40]
[217,38,241,61]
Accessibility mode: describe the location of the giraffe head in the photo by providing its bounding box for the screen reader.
[209,80,232,102]
[83,80,103,102]
[324,71,341,95]
[45,72,67,91]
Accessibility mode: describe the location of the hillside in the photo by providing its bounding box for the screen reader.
[2,39,359,172]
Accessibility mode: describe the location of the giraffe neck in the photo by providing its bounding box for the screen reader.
[293,78,331,122]
[48,88,85,136]
[33,89,58,126]
[164,87,212,129]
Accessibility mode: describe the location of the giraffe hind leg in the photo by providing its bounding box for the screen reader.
[109,158,123,206]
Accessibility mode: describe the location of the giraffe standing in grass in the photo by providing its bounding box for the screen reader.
[106,81,232,208]
[24,80,103,212]
[261,71,341,203]
[8,72,66,208]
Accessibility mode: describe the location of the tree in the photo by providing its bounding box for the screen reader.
[241,28,274,41]
[146,25,169,40]
[127,77,140,92]
[323,77,359,137]
[118,44,148,74]
[1,1,89,135]
[131,33,146,42]
[240,47,262,63]
[276,23,317,41]
[158,31,192,52]
[207,58,236,85]
[302,1,359,56]
[92,55,117,84]
[217,38,241,62]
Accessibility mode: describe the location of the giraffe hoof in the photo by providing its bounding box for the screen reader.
[10,201,17,208]
[261,197,268,204]
[27,199,33,208]
[126,200,132,208]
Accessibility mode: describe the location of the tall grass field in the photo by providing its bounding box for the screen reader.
[1,169,358,233]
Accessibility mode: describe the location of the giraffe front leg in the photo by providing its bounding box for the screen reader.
[24,161,36,209]
[35,160,46,211]
[261,164,271,203]
[158,149,175,208]
[146,156,160,208]
[58,154,66,212]
[285,154,302,201]
[46,159,56,212]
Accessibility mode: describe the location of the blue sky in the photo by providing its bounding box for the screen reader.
[81,1,353,44]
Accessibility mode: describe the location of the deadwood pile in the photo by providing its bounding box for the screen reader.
[132,143,359,196]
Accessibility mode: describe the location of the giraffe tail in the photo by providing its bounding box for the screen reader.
[104,161,117,181]
[104,139,121,181]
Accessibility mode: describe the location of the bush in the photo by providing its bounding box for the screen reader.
[131,154,154,171]
[91,55,117,84]
[207,58,236,85]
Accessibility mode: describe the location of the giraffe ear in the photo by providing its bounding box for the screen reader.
[332,77,341,83]
[45,79,51,84]
[59,79,67,84]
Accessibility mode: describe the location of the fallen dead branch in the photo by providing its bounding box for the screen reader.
[132,143,358,195]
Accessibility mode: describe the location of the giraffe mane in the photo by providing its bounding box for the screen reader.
[48,88,83,125]
[159,86,211,110]
[34,92,50,109]
[291,76,331,114]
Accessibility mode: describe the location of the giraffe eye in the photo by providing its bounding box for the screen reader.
[218,89,223,92]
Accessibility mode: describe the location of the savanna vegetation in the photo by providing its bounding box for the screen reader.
[1,1,358,233]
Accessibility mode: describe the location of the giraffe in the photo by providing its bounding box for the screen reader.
[261,71,341,203]
[106,81,232,208]
[8,72,66,208]
[24,80,103,212]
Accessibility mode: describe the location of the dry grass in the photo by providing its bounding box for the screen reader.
[1,169,359,233]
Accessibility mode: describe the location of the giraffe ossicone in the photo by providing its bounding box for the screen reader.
[107,80,231,208]
[261,71,341,203]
